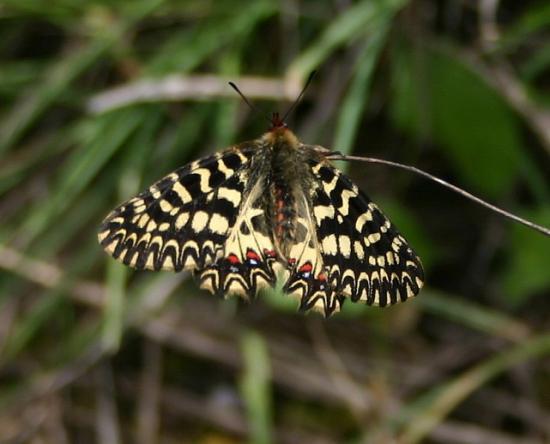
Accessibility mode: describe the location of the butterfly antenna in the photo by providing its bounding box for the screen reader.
[228,81,272,124]
[282,70,316,122]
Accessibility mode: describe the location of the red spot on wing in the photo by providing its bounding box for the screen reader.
[288,258,296,266]
[227,254,240,265]
[317,273,327,281]
[246,249,261,261]
[298,262,312,273]
[263,249,277,258]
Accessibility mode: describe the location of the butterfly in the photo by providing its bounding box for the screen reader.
[98,110,424,317]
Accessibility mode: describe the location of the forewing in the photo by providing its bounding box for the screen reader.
[311,160,424,307]
[98,145,256,272]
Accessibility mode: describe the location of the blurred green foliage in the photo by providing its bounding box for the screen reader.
[391,47,523,198]
[0,1,549,443]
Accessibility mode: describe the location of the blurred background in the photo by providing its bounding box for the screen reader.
[0,0,549,443]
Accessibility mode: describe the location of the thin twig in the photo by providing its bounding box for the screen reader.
[432,419,544,444]
[136,340,162,444]
[329,155,550,237]
[119,378,339,444]
[478,0,501,52]
[306,319,370,421]
[0,244,103,307]
[94,363,121,444]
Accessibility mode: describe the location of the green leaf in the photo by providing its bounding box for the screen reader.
[0,0,165,155]
[14,107,147,247]
[145,2,276,75]
[334,25,390,156]
[417,290,530,342]
[501,207,550,307]
[288,0,408,83]
[102,261,127,352]
[240,331,273,444]
[498,3,550,54]
[391,45,524,198]
[0,290,66,363]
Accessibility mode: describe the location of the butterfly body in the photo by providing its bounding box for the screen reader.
[99,125,424,316]
[263,128,319,258]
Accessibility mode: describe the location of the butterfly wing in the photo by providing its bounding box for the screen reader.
[282,183,345,316]
[98,144,257,272]
[195,175,281,299]
[283,158,424,316]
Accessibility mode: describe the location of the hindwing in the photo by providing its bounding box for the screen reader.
[281,186,345,316]
[281,156,424,316]
[309,160,424,308]
[195,177,280,298]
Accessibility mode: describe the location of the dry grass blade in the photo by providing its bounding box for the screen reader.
[88,75,302,114]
